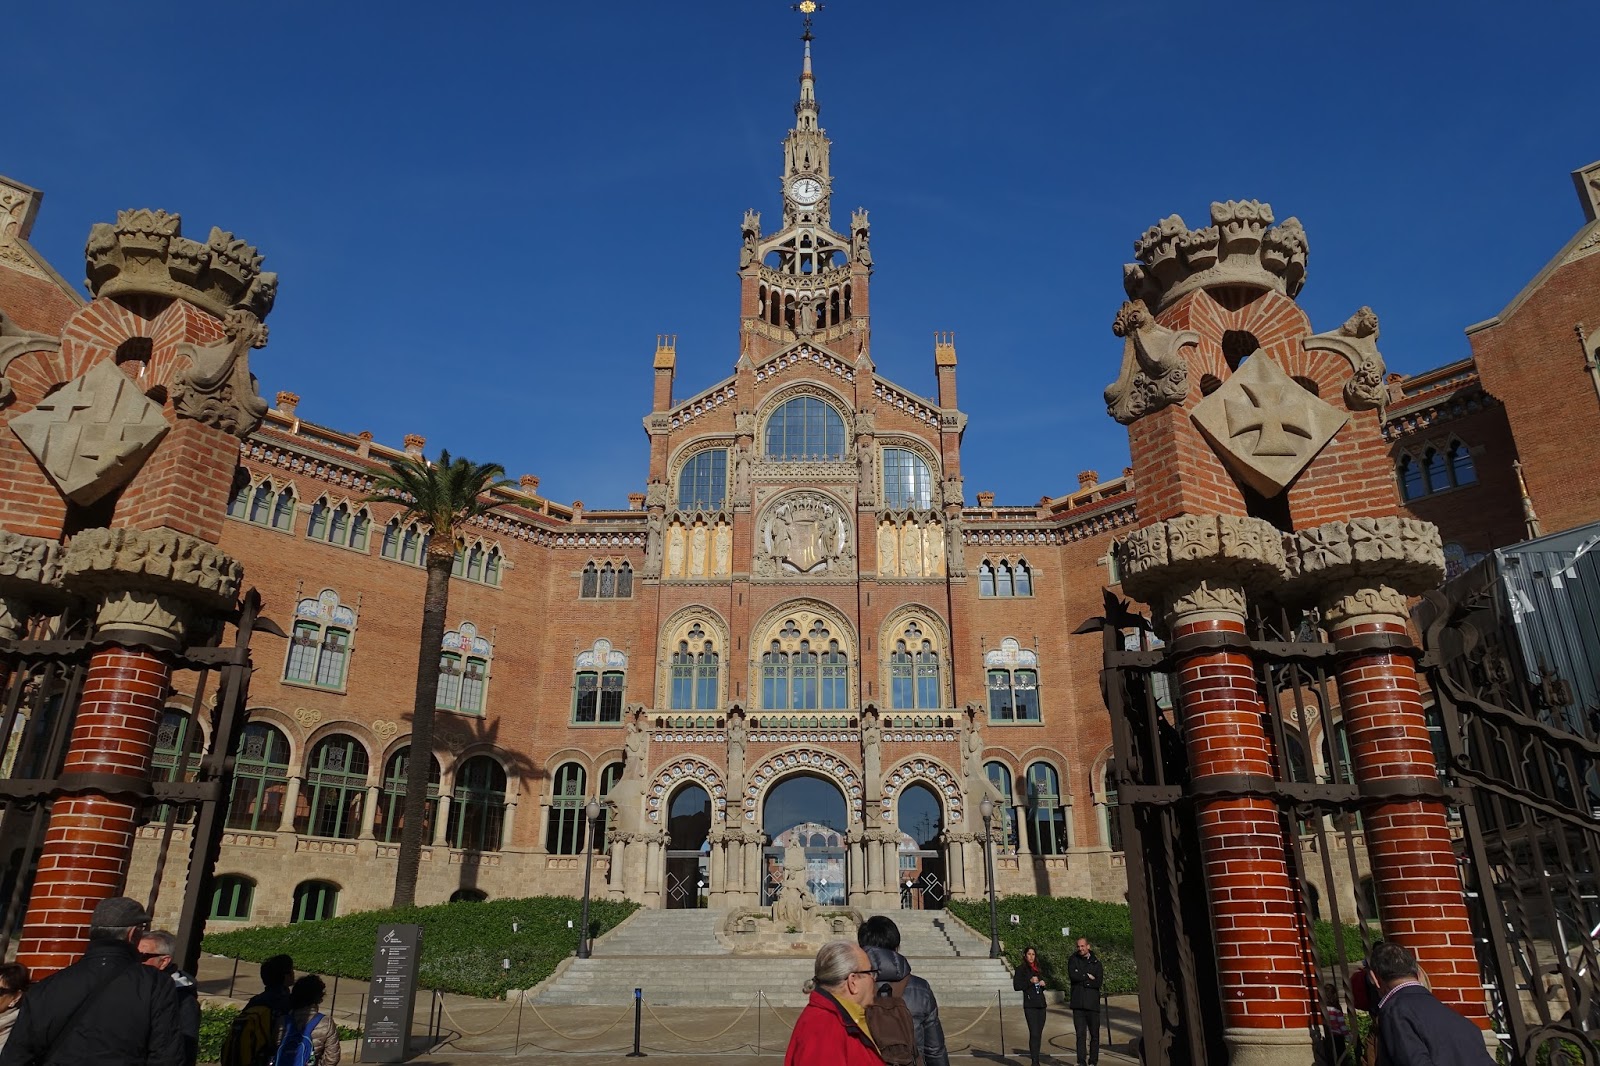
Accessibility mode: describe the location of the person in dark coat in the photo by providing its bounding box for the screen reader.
[138,929,199,1066]
[1012,946,1049,1066]
[1067,937,1104,1066]
[1369,942,1494,1066]
[0,896,183,1066]
[858,916,949,1066]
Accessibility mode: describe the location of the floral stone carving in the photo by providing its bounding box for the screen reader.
[172,309,271,437]
[1119,514,1288,623]
[1104,299,1198,425]
[1190,353,1348,497]
[61,527,243,640]
[0,531,66,638]
[9,361,170,505]
[755,492,853,578]
[1282,516,1444,625]
[1303,307,1388,411]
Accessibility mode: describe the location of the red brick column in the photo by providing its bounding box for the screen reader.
[1327,612,1489,1028]
[18,647,170,971]
[1172,610,1315,1043]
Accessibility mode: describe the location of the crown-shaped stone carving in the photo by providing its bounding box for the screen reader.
[84,209,277,321]
[1123,200,1308,313]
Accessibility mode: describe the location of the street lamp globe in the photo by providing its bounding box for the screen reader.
[980,797,994,820]
[586,799,603,822]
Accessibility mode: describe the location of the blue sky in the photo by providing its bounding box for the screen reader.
[8,2,1599,507]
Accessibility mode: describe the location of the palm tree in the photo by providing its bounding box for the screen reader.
[367,449,514,908]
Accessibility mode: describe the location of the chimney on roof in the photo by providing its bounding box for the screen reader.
[275,391,299,417]
[356,430,373,458]
[1078,470,1099,490]
[571,500,584,520]
[976,491,995,508]
[628,492,646,511]
[403,434,426,458]
[519,474,540,495]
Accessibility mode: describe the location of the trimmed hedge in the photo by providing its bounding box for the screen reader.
[947,895,1363,999]
[203,895,638,1000]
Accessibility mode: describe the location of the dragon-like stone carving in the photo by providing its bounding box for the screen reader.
[172,309,270,437]
[1303,307,1388,411]
[1104,299,1198,425]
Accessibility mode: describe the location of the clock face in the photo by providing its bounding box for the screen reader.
[790,178,823,206]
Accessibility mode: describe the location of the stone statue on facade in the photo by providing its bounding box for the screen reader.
[962,704,1005,823]
[773,845,821,929]
[732,443,752,503]
[607,706,650,833]
[726,709,748,791]
[861,709,883,828]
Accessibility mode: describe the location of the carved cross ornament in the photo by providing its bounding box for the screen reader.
[1190,353,1346,497]
[10,361,169,504]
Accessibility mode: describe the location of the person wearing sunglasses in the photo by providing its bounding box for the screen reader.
[0,964,31,1054]
[784,941,885,1065]
[138,930,199,1066]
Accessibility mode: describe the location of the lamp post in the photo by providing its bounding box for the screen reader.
[980,797,1001,958]
[578,798,603,959]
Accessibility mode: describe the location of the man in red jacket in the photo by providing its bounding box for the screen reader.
[784,941,886,1066]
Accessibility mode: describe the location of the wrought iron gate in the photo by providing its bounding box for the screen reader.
[1421,571,1600,1066]
[0,590,271,974]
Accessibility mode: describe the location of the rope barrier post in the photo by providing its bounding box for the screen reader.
[997,988,1005,1059]
[1102,988,1111,1049]
[228,956,239,998]
[756,990,761,1057]
[627,987,646,1057]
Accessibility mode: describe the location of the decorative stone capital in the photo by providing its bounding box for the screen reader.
[1120,514,1287,628]
[61,528,242,643]
[0,532,66,639]
[1282,517,1444,628]
[1123,200,1308,313]
[1104,299,1197,425]
[84,209,276,321]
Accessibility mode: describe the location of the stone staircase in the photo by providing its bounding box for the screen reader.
[531,908,1015,1007]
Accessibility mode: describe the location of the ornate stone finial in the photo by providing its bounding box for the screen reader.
[1189,353,1348,497]
[1104,299,1197,425]
[742,209,761,237]
[403,434,426,457]
[1078,470,1099,489]
[1123,200,1308,313]
[851,207,869,235]
[519,474,540,494]
[571,500,584,519]
[934,332,957,367]
[275,391,300,415]
[1304,307,1388,411]
[84,210,277,321]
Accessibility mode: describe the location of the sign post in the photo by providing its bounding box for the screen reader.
[361,923,423,1062]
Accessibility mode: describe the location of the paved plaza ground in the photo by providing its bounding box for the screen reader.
[197,954,1141,1064]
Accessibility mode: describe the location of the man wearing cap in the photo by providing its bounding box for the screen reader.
[0,896,183,1066]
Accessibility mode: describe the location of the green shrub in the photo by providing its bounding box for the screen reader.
[197,1005,360,1063]
[946,895,1362,998]
[203,895,638,1000]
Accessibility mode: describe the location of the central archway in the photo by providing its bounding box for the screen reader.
[762,773,848,906]
[665,784,710,909]
[897,783,947,909]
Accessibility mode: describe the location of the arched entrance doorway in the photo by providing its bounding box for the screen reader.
[665,784,710,909]
[762,774,848,906]
[897,783,947,909]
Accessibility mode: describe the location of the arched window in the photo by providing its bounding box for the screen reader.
[375,746,441,843]
[547,762,588,854]
[615,562,631,597]
[248,482,274,525]
[1013,560,1033,597]
[151,710,205,823]
[306,500,328,541]
[581,563,599,598]
[228,472,250,519]
[679,450,729,511]
[882,448,934,510]
[1102,760,1122,852]
[1448,441,1476,486]
[272,488,297,532]
[291,880,339,923]
[226,723,291,831]
[298,734,369,840]
[401,523,423,565]
[760,615,851,711]
[381,519,402,559]
[887,620,941,710]
[979,561,996,597]
[600,563,616,597]
[764,396,847,460]
[1423,448,1448,494]
[210,875,255,921]
[485,548,503,586]
[439,622,492,715]
[670,638,720,710]
[1026,762,1067,855]
[985,638,1041,723]
[984,761,1018,849]
[574,640,626,723]
[284,591,355,690]
[450,755,509,851]
[995,560,1014,597]
[1398,454,1423,500]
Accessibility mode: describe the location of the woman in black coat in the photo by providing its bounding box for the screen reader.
[1013,946,1049,1066]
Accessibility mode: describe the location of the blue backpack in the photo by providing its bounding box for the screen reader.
[271,1012,324,1066]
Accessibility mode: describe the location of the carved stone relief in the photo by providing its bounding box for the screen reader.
[61,527,243,643]
[1104,299,1198,425]
[1303,307,1388,411]
[84,209,277,321]
[1282,516,1445,626]
[0,531,65,638]
[875,517,945,578]
[172,308,271,437]
[10,360,170,505]
[662,517,733,580]
[1119,514,1288,627]
[1190,353,1348,497]
[754,492,853,578]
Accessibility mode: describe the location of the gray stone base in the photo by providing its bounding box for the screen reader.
[1223,1026,1317,1066]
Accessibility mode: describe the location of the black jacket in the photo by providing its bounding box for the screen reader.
[158,964,200,1066]
[1375,983,1495,1066]
[1067,951,1104,1012]
[0,938,183,1066]
[1013,962,1048,1009]
[866,947,949,1066]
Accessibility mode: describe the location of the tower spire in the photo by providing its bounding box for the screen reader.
[782,1,829,227]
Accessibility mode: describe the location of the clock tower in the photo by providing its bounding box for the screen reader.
[738,14,872,364]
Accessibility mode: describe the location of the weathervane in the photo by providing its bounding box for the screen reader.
[792,0,823,41]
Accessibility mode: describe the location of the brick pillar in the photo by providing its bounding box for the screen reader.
[15,528,241,975]
[17,647,170,971]
[1289,517,1488,1030]
[1123,515,1315,1066]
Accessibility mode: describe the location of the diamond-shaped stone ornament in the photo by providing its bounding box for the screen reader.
[1190,353,1347,497]
[10,361,169,505]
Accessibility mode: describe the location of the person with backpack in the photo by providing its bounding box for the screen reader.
[784,942,885,1066]
[222,953,294,1066]
[0,895,183,1066]
[273,975,339,1066]
[858,916,946,1066]
[1013,945,1049,1066]
[1067,938,1104,1066]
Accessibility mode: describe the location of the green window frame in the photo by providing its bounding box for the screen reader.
[546,763,587,854]
[209,875,255,921]
[225,723,290,831]
[291,880,339,923]
[297,734,369,840]
[375,747,440,844]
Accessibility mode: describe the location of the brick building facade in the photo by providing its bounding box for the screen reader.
[0,41,1595,937]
